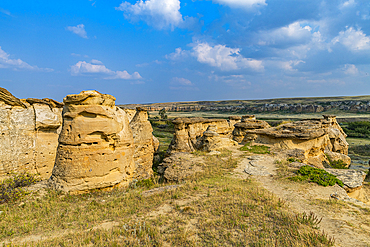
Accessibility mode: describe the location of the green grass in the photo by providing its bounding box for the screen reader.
[289,166,344,187]
[240,143,271,154]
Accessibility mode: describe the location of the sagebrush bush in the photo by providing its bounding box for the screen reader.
[289,165,344,187]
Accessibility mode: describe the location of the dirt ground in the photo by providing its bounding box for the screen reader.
[230,146,370,247]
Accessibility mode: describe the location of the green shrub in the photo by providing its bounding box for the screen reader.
[342,121,370,138]
[0,172,40,203]
[289,166,344,187]
[325,154,348,169]
[287,157,301,163]
[240,143,270,154]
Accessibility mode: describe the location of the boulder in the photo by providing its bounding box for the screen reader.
[167,117,238,154]
[130,107,155,180]
[157,152,204,183]
[325,168,366,192]
[48,91,135,193]
[324,150,351,168]
[196,125,237,152]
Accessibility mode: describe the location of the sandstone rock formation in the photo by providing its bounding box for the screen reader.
[48,91,135,193]
[167,117,237,154]
[323,115,349,155]
[157,152,204,183]
[232,115,270,143]
[122,108,137,123]
[130,107,154,180]
[244,116,351,168]
[197,125,237,152]
[0,88,63,180]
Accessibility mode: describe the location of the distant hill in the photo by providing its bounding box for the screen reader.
[119,95,370,114]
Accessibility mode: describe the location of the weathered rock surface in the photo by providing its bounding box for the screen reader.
[244,117,349,168]
[242,155,274,176]
[196,125,237,152]
[157,152,204,183]
[122,108,137,123]
[167,117,238,154]
[130,107,154,180]
[232,115,270,143]
[324,150,351,168]
[0,88,63,180]
[323,115,349,155]
[325,169,366,191]
[48,91,135,193]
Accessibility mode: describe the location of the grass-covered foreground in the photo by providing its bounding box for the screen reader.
[0,150,335,246]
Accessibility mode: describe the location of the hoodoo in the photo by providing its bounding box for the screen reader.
[48,91,135,193]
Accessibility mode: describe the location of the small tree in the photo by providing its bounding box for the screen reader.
[159,108,167,119]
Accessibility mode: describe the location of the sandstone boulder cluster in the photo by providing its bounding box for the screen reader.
[166,114,350,169]
[0,88,156,194]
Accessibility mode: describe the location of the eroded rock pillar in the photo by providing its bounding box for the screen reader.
[48,91,134,193]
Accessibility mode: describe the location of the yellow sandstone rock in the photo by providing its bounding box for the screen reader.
[48,91,135,193]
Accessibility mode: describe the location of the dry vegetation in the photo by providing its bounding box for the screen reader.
[0,149,335,246]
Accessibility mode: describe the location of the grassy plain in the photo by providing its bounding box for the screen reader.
[1,149,334,246]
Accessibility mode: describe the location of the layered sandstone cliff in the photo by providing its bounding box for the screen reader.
[0,88,63,180]
[48,91,135,193]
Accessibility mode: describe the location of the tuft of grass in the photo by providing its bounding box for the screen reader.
[289,166,344,187]
[0,172,40,204]
[240,142,270,154]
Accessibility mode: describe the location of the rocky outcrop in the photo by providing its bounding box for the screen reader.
[123,108,137,123]
[197,125,237,152]
[325,169,366,193]
[324,115,349,155]
[167,117,233,154]
[0,88,63,180]
[130,107,154,180]
[48,91,135,193]
[232,115,270,143]
[246,118,331,168]
[244,116,351,168]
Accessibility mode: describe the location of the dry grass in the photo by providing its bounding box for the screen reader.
[0,150,334,246]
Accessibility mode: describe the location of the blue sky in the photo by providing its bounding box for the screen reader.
[0,0,369,104]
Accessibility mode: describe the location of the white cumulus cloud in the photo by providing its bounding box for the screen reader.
[71,60,142,80]
[332,27,370,51]
[191,42,263,71]
[66,24,88,39]
[343,64,358,75]
[212,0,266,8]
[0,46,52,71]
[116,0,183,30]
